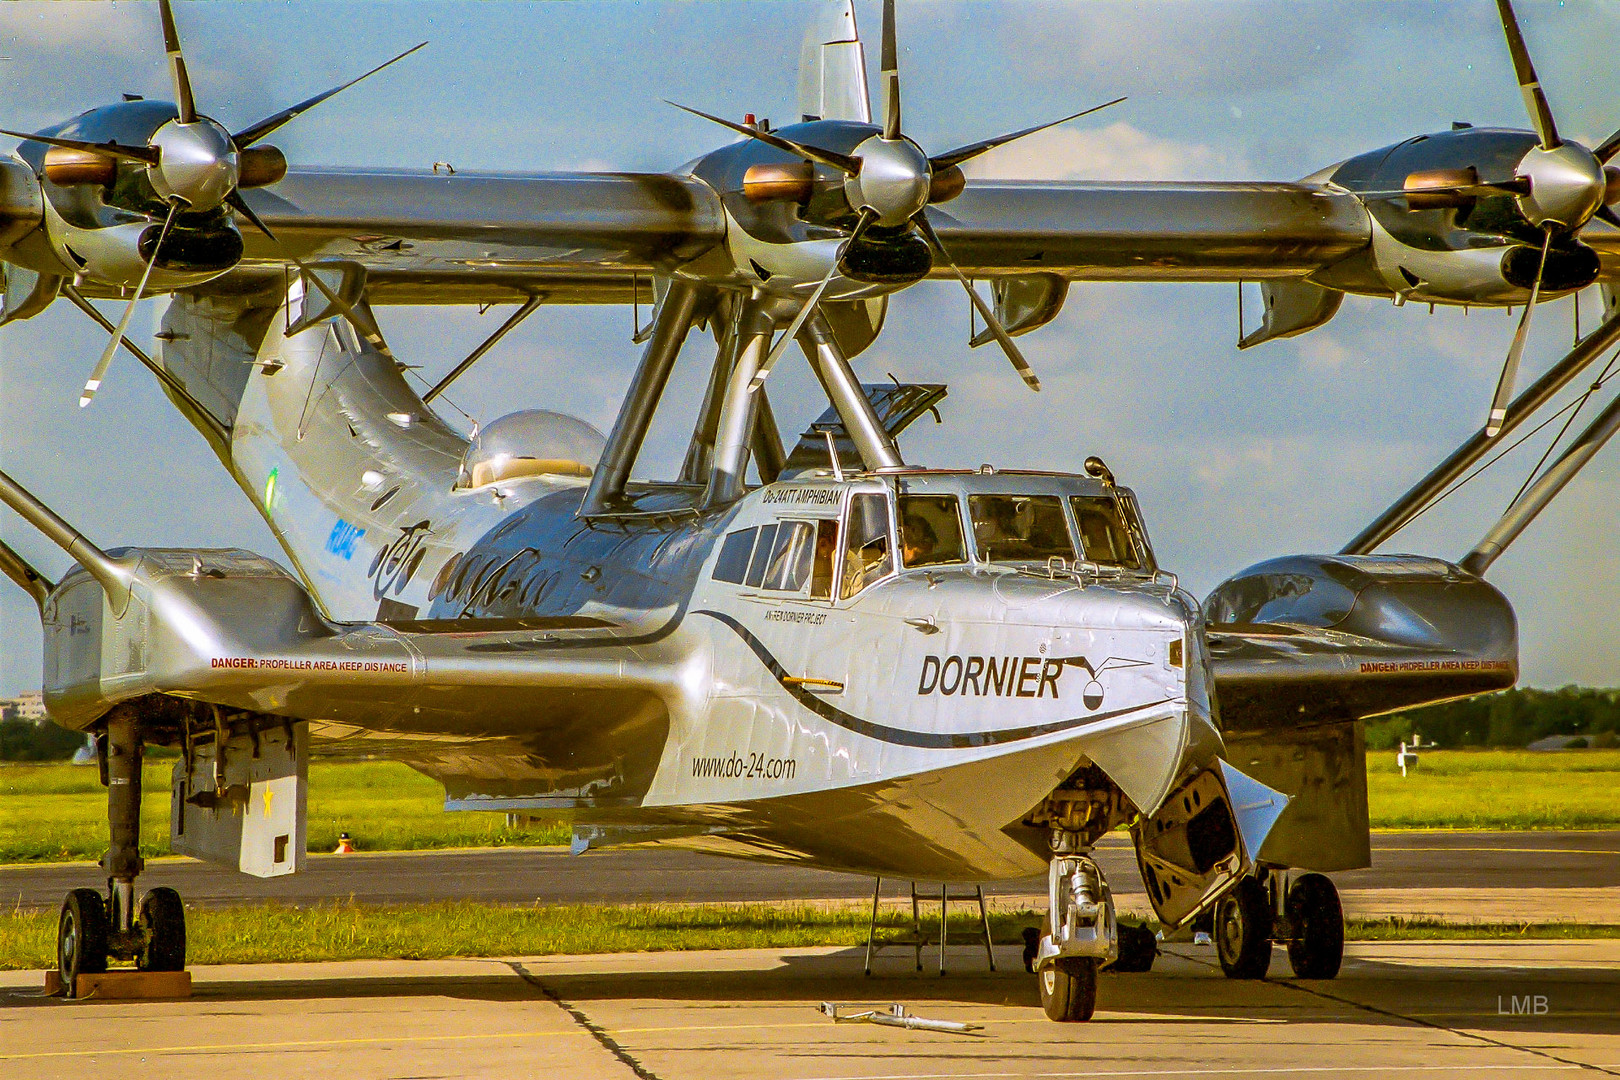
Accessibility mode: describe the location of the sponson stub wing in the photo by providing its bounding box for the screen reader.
[1200,553,1517,873]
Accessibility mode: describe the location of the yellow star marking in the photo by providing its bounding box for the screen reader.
[263,786,274,816]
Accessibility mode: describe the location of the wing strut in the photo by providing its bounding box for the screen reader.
[1343,304,1620,555]
[0,468,131,614]
[423,294,544,403]
[1461,381,1620,575]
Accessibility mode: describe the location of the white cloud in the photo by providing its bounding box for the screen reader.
[961,121,1253,182]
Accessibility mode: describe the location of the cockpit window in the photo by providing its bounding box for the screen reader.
[968,494,1075,564]
[1070,496,1142,569]
[810,519,838,598]
[841,493,894,599]
[899,495,966,568]
[763,521,816,592]
[744,523,779,587]
[713,527,756,584]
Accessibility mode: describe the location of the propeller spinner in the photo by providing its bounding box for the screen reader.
[676,0,1123,393]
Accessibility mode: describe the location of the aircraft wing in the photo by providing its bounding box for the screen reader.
[235,169,728,306]
[929,181,1372,281]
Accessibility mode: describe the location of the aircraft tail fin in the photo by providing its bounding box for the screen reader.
[798,0,872,124]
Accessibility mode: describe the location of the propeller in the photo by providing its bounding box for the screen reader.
[1345,1,1620,433]
[674,0,1122,391]
[23,0,423,405]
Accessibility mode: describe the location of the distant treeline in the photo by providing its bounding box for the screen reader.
[1368,687,1620,750]
[0,718,89,761]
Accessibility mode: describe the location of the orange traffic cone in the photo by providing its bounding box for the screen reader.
[334,832,355,854]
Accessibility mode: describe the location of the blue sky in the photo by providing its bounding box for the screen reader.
[4,0,1620,695]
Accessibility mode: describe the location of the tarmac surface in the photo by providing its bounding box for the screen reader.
[3,831,1616,924]
[3,940,1616,1079]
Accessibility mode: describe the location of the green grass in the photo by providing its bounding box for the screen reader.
[1,902,1611,971]
[3,749,1616,865]
[0,760,569,864]
[1367,748,1620,829]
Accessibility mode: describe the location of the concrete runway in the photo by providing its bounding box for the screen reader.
[3,831,1616,923]
[3,940,1616,1079]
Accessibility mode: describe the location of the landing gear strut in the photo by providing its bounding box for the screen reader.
[1215,867,1343,981]
[56,709,186,997]
[1033,832,1118,1022]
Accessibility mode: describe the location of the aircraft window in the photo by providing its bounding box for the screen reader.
[1070,496,1142,569]
[745,523,779,588]
[968,494,1075,564]
[841,493,894,599]
[899,495,966,568]
[811,519,838,599]
[763,521,816,592]
[712,527,757,584]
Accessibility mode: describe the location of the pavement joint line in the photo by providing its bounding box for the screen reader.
[1163,945,1620,1078]
[507,960,664,1080]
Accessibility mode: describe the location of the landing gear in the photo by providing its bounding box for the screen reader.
[58,888,109,987]
[1032,833,1117,1022]
[138,887,187,972]
[1284,873,1343,979]
[1214,868,1344,981]
[55,709,187,996]
[1214,875,1272,979]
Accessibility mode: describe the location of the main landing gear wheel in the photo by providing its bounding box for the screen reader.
[1285,873,1344,979]
[138,887,187,972]
[1215,876,1272,979]
[1038,916,1098,1022]
[59,888,109,994]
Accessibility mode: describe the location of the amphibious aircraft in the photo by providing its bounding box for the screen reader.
[1,0,1618,1022]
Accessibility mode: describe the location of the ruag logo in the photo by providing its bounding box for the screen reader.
[326,519,366,560]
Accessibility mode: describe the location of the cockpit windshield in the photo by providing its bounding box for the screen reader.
[1070,495,1142,570]
[968,494,1075,564]
[841,493,893,598]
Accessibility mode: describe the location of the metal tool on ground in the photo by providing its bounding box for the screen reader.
[818,1001,983,1035]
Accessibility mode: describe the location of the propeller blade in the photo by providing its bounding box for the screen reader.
[1597,205,1620,228]
[228,191,395,360]
[879,0,901,140]
[748,210,879,394]
[81,200,180,407]
[231,41,428,149]
[665,102,861,175]
[1495,0,1560,150]
[0,129,158,166]
[1486,225,1554,436]
[750,266,838,394]
[157,0,197,125]
[928,96,1127,172]
[1594,124,1620,165]
[913,212,1040,392]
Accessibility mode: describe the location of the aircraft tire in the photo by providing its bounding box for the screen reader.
[1215,876,1272,979]
[1038,916,1098,1021]
[59,888,109,994]
[1285,873,1344,979]
[138,887,187,972]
